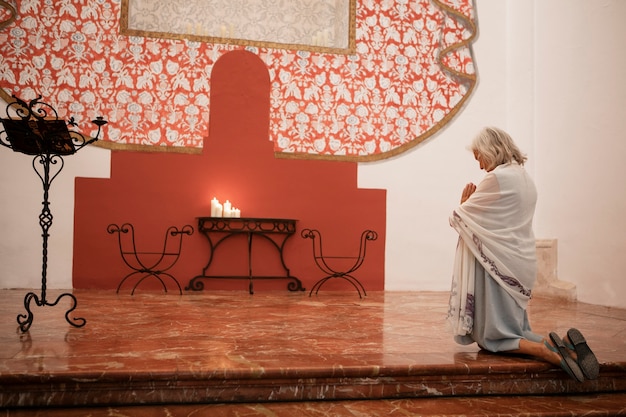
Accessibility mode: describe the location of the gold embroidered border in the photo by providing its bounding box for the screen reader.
[0,0,17,30]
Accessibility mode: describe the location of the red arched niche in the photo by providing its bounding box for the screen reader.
[73,50,386,292]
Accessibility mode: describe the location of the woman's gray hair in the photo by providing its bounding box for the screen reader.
[470,126,527,170]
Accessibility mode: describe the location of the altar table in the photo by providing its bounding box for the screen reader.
[186,217,305,294]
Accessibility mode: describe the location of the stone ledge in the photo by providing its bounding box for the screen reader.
[535,238,577,301]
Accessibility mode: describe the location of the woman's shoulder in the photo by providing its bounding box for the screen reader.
[492,162,535,188]
[493,162,522,175]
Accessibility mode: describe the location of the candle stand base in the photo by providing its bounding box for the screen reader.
[18,292,85,333]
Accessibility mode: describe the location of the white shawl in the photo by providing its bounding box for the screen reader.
[447,162,538,336]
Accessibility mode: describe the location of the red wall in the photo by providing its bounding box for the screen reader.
[73,50,386,293]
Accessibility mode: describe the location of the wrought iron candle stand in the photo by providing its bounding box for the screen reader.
[0,95,107,332]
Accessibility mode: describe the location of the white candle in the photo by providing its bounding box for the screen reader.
[220,25,227,37]
[229,23,234,37]
[223,200,232,217]
[211,197,220,217]
[216,203,223,218]
[234,208,241,218]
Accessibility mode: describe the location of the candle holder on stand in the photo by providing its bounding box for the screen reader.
[0,94,107,332]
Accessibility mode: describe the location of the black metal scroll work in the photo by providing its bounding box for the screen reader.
[301,228,378,298]
[186,217,305,295]
[107,223,194,295]
[0,95,107,332]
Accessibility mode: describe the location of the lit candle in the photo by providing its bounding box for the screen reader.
[211,197,220,217]
[223,200,232,217]
[220,25,227,37]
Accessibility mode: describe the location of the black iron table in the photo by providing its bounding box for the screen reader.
[186,217,305,294]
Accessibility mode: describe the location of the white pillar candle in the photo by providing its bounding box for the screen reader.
[223,200,232,217]
[211,197,220,217]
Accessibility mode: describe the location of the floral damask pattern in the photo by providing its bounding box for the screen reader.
[0,0,476,160]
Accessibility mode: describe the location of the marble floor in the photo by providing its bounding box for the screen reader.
[1,289,625,416]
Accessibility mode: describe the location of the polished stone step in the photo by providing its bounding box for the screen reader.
[1,290,625,409]
[1,360,625,407]
[4,393,626,416]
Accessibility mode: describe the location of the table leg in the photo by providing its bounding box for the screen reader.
[247,232,254,294]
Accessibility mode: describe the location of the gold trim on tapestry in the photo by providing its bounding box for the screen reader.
[0,0,17,30]
[93,140,202,155]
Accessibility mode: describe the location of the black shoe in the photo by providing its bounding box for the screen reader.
[567,328,600,380]
[548,332,585,382]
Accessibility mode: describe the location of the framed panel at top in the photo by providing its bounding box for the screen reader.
[120,0,356,54]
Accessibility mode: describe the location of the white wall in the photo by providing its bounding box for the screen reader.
[2,0,626,308]
[360,0,626,308]
[532,0,626,307]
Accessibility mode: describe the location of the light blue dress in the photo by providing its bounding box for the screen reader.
[454,262,543,352]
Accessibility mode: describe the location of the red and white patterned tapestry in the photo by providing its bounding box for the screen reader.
[0,0,476,161]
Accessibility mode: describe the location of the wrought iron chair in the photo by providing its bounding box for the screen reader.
[108,223,193,295]
[301,228,377,298]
